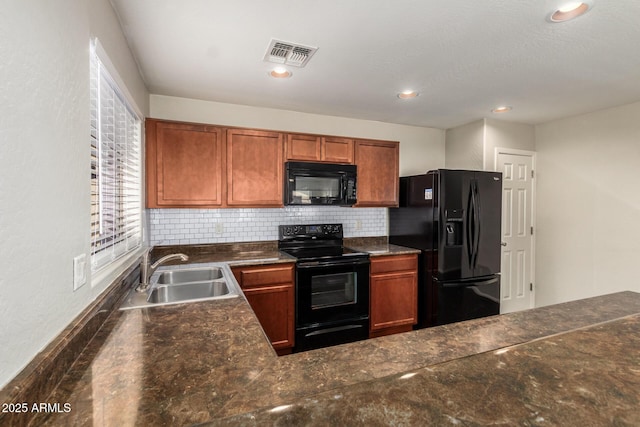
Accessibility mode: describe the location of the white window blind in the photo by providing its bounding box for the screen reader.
[90,41,142,271]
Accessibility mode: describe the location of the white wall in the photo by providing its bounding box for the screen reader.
[445,119,536,170]
[0,0,148,388]
[444,119,484,169]
[534,101,640,306]
[150,95,446,176]
[484,119,536,169]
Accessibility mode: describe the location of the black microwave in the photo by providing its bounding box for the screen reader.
[285,162,357,206]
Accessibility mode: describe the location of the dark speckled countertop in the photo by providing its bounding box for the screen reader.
[27,242,640,426]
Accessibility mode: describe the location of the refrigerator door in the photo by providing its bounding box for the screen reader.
[437,170,474,281]
[435,275,500,325]
[472,171,503,277]
[390,175,434,250]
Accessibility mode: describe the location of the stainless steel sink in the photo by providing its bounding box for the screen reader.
[120,263,240,310]
[157,267,223,284]
[148,281,231,304]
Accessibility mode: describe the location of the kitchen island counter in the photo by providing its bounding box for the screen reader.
[31,291,640,426]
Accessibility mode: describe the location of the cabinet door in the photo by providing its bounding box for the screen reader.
[369,254,418,337]
[354,140,399,207]
[146,119,224,208]
[370,271,417,331]
[242,284,294,351]
[232,264,295,353]
[286,134,321,161]
[322,137,353,163]
[226,129,284,206]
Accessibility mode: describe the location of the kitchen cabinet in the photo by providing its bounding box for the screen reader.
[354,139,399,207]
[227,129,284,207]
[285,134,354,164]
[285,134,321,162]
[232,263,295,355]
[146,119,224,208]
[145,118,398,208]
[369,254,418,338]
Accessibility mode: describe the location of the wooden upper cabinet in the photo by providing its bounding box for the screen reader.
[145,119,397,209]
[322,136,354,163]
[226,129,284,207]
[285,134,354,164]
[354,139,399,207]
[285,134,321,161]
[146,119,224,208]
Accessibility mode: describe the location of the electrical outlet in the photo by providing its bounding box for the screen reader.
[215,223,224,234]
[355,220,362,231]
[73,254,87,291]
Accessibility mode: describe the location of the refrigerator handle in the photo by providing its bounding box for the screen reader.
[439,276,500,288]
[473,180,481,268]
[468,180,479,269]
[466,187,474,268]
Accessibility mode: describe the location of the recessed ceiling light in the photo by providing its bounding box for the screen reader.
[492,106,512,113]
[269,67,292,78]
[398,90,419,99]
[548,1,593,22]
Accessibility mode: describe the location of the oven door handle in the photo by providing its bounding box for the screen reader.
[304,324,364,337]
[297,257,370,269]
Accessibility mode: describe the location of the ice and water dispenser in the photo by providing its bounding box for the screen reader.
[445,209,463,246]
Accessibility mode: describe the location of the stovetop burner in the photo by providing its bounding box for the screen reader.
[278,224,368,262]
[280,246,367,261]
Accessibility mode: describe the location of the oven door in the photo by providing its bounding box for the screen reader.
[296,257,370,327]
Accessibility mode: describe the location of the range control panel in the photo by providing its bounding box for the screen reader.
[279,224,343,240]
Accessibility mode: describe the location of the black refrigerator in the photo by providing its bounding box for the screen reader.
[389,169,502,328]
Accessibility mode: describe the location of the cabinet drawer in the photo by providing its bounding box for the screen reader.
[370,254,417,274]
[234,264,294,288]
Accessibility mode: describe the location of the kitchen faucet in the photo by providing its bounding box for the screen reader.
[136,250,189,292]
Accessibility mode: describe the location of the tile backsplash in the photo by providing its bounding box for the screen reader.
[149,207,388,246]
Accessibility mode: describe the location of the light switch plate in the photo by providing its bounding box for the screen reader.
[73,254,87,291]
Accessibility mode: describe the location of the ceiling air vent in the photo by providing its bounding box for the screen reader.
[264,39,318,68]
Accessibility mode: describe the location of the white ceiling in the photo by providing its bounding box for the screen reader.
[110,0,640,129]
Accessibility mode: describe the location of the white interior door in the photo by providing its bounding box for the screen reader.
[496,150,535,313]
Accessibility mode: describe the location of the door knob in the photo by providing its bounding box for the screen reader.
[501,242,507,247]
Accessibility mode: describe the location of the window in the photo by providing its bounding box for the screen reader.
[90,40,142,271]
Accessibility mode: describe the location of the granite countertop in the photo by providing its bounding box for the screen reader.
[343,236,422,257]
[33,288,640,426]
[150,238,421,264]
[348,243,421,257]
[150,241,297,266]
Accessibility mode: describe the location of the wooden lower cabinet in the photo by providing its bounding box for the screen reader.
[369,254,418,338]
[232,263,295,355]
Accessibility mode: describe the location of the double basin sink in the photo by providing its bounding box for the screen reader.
[120,263,240,310]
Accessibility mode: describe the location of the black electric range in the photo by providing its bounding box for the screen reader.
[278,224,370,352]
